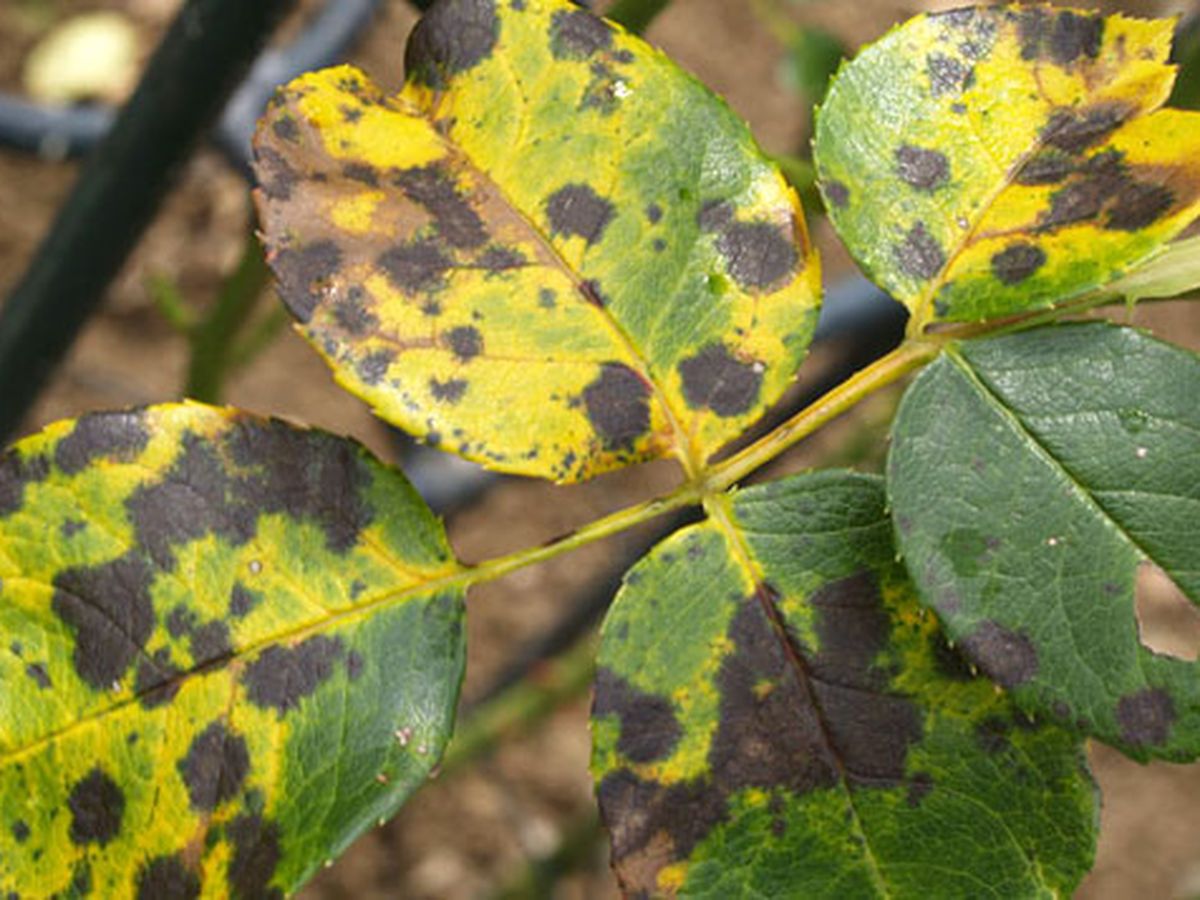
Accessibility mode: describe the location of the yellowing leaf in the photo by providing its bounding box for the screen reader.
[0,404,465,897]
[814,6,1200,328]
[253,0,820,483]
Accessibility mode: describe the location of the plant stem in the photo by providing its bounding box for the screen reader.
[606,0,671,33]
[706,338,941,491]
[185,225,273,403]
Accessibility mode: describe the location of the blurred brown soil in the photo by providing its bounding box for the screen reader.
[2,0,1200,897]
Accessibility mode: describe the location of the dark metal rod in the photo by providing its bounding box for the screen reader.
[0,0,299,441]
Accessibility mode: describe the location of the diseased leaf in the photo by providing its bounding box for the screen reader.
[253,0,820,483]
[592,471,1096,897]
[889,324,1200,760]
[814,6,1200,327]
[0,404,465,896]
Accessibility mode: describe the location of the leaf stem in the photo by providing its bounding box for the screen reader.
[705,338,942,491]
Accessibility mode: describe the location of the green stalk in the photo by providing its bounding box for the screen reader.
[606,0,671,33]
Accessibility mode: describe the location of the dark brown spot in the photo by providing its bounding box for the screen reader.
[341,162,379,187]
[378,239,452,294]
[333,287,377,336]
[822,180,849,208]
[716,221,798,290]
[0,451,49,518]
[1116,688,1175,747]
[991,242,1046,285]
[393,165,487,250]
[646,203,662,223]
[226,813,283,899]
[896,145,949,191]
[678,344,763,417]
[339,104,363,124]
[546,184,614,245]
[593,668,682,763]
[189,621,232,665]
[274,240,342,323]
[52,552,154,690]
[254,146,298,201]
[549,8,612,59]
[135,648,181,709]
[697,200,733,232]
[1016,150,1074,186]
[477,245,526,272]
[356,350,395,386]
[430,378,467,403]
[894,222,945,280]
[1041,104,1128,155]
[582,364,651,451]
[446,325,483,362]
[230,584,260,618]
[10,821,29,843]
[55,411,150,475]
[405,0,499,89]
[271,117,298,143]
[960,621,1038,688]
[61,519,86,538]
[1106,181,1174,231]
[136,854,200,900]
[1048,11,1104,66]
[25,662,50,689]
[68,768,124,846]
[179,723,250,811]
[927,53,972,97]
[244,636,344,714]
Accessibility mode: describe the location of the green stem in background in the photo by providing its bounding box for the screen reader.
[146,274,195,333]
[184,225,272,403]
[440,635,597,779]
[606,0,671,33]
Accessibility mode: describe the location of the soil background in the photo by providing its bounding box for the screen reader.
[2,0,1200,897]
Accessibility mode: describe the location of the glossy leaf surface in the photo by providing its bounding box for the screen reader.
[253,0,820,483]
[0,404,465,897]
[814,6,1200,327]
[592,471,1096,897]
[889,324,1200,760]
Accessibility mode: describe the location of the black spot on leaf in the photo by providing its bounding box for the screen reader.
[446,325,483,362]
[549,8,613,59]
[226,813,283,899]
[179,723,250,811]
[61,519,86,538]
[25,662,50,689]
[393,165,487,250]
[582,364,651,450]
[1017,8,1102,65]
[1016,150,1074,186]
[678,344,763,417]
[274,240,342,323]
[960,621,1038,688]
[254,147,298,201]
[1105,181,1174,231]
[927,53,972,97]
[991,242,1046,285]
[10,821,29,843]
[333,287,378,336]
[593,668,682,763]
[546,184,615,245]
[378,239,452,294]
[67,768,124,846]
[55,411,150,475]
[0,452,50,518]
[478,245,526,272]
[1116,688,1175,747]
[347,651,365,680]
[341,162,379,187]
[822,180,849,208]
[894,222,945,280]
[405,0,499,89]
[52,553,154,690]
[896,145,949,191]
[430,377,468,403]
[230,584,261,618]
[244,636,344,714]
[356,350,395,386]
[135,649,181,709]
[715,221,798,290]
[1041,104,1128,155]
[646,203,663,223]
[136,854,200,900]
[271,117,298,143]
[189,621,232,665]
[697,200,733,232]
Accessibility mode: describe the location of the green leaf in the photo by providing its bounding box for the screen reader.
[814,6,1200,328]
[889,324,1200,761]
[592,471,1096,897]
[253,0,820,483]
[0,403,465,896]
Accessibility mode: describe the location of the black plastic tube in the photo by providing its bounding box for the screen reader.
[0,0,298,440]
